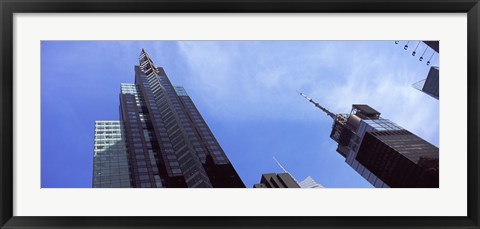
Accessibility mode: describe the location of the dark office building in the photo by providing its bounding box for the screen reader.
[300,93,439,188]
[93,49,245,188]
[413,66,439,100]
[253,173,300,188]
[356,130,439,188]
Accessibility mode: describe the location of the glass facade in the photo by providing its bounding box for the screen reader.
[343,118,395,188]
[174,86,188,96]
[356,130,439,187]
[329,105,438,188]
[92,121,131,188]
[120,82,165,188]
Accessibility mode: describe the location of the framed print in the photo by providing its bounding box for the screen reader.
[1,0,479,228]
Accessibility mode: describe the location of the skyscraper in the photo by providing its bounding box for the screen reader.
[92,121,131,188]
[92,50,245,188]
[299,93,439,188]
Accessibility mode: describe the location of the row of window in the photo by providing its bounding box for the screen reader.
[95,126,121,131]
[93,158,129,164]
[93,174,130,180]
[364,119,403,131]
[94,145,128,150]
[93,166,129,172]
[94,139,124,144]
[95,121,121,125]
[95,131,122,135]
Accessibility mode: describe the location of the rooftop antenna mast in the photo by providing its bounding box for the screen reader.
[273,156,299,184]
[297,90,336,119]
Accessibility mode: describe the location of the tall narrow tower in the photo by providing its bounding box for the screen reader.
[94,49,245,188]
[299,92,439,188]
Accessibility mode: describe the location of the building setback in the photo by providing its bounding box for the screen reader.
[93,50,245,188]
[253,173,300,188]
[253,173,324,188]
[300,93,439,188]
[260,157,325,188]
[298,176,324,188]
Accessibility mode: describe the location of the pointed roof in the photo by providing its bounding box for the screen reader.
[139,49,157,75]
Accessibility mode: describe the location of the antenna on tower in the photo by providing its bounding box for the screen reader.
[273,156,288,174]
[297,91,336,119]
[273,156,299,184]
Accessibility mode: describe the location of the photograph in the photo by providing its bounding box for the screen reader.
[3,1,477,227]
[41,40,439,189]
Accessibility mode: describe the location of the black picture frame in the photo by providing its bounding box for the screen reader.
[1,0,479,228]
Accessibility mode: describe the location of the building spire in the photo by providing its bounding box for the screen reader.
[297,90,336,119]
[140,48,148,60]
[139,49,157,75]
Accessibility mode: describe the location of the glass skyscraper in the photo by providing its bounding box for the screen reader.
[92,121,131,188]
[300,93,439,188]
[92,50,245,188]
[330,105,438,188]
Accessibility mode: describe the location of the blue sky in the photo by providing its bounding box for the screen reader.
[41,41,439,188]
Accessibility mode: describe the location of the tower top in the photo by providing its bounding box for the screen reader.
[297,91,336,119]
[139,49,157,75]
[140,48,149,59]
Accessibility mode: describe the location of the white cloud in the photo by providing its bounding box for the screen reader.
[317,43,439,145]
[175,41,439,145]
[176,41,343,122]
